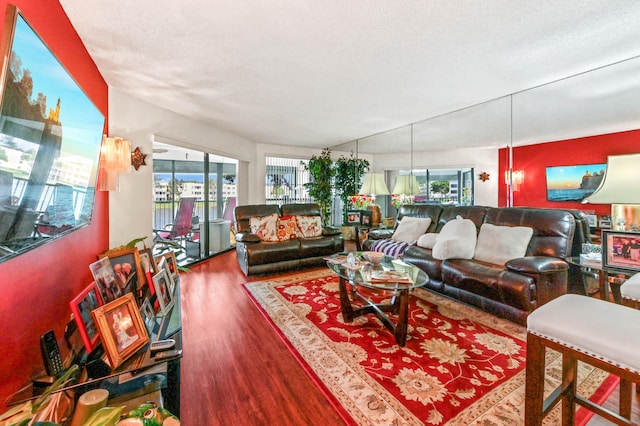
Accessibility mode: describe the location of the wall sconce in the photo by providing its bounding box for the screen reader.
[583,153,640,231]
[504,169,524,192]
[359,173,390,226]
[97,136,132,191]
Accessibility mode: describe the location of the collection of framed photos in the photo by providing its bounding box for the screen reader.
[70,249,180,369]
[602,230,640,272]
[346,210,373,226]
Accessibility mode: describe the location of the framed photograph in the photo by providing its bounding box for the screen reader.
[139,248,159,276]
[69,282,103,353]
[89,257,122,303]
[153,269,175,314]
[100,247,146,297]
[161,251,179,285]
[583,214,597,228]
[139,298,159,336]
[346,211,361,225]
[602,230,640,272]
[360,210,372,226]
[91,293,149,369]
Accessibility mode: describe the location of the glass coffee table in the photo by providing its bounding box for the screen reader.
[326,252,428,346]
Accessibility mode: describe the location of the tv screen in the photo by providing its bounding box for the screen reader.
[0,9,106,261]
[546,163,606,202]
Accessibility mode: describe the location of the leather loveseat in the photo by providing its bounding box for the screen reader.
[234,203,344,275]
[364,205,582,325]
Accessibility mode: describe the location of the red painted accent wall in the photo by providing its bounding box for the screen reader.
[499,129,640,215]
[0,0,108,408]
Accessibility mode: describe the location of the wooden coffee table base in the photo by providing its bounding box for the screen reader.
[337,276,411,346]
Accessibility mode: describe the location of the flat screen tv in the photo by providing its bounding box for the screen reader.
[0,7,106,262]
[546,163,606,202]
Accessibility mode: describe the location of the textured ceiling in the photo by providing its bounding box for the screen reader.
[60,0,640,152]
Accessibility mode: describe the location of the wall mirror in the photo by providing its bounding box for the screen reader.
[0,7,106,262]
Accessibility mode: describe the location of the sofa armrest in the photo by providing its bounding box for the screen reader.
[506,256,569,274]
[235,232,260,243]
[506,256,569,306]
[368,229,394,240]
[322,226,342,236]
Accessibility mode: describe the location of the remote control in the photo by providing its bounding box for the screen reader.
[149,339,176,355]
[154,349,182,362]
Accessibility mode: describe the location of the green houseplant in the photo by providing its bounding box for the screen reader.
[334,153,370,224]
[302,147,335,226]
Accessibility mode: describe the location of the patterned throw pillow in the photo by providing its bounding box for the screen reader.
[295,215,323,238]
[276,215,301,241]
[249,213,279,242]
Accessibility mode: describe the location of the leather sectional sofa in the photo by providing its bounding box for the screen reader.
[364,205,587,325]
[234,203,344,275]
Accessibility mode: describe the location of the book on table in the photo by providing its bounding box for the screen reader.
[369,270,413,284]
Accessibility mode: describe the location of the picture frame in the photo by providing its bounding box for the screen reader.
[91,293,149,369]
[69,282,103,353]
[545,163,606,202]
[602,230,640,272]
[139,248,159,276]
[139,298,159,337]
[89,257,122,303]
[152,269,175,314]
[346,211,361,225]
[583,214,597,228]
[100,247,146,298]
[161,251,179,285]
[360,210,373,226]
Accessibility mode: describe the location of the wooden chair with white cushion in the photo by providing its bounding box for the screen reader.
[621,272,640,309]
[525,294,640,425]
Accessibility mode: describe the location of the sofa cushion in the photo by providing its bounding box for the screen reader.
[250,213,279,242]
[473,223,534,266]
[392,217,431,244]
[276,215,301,241]
[295,215,323,238]
[432,216,477,260]
[417,233,438,249]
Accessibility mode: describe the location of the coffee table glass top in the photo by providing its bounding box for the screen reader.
[326,252,428,290]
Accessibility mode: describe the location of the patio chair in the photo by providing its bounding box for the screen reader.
[153,197,198,248]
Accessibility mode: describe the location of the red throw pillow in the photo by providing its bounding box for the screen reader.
[277,215,302,241]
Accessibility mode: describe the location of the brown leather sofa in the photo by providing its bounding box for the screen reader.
[365,205,583,325]
[234,203,344,275]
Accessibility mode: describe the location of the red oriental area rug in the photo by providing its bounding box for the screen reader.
[243,269,616,425]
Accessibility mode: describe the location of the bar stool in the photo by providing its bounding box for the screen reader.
[525,294,640,425]
[620,273,640,309]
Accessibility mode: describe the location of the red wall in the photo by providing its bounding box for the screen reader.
[0,0,108,408]
[499,129,640,215]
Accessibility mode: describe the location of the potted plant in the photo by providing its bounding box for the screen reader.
[334,153,369,224]
[302,147,335,226]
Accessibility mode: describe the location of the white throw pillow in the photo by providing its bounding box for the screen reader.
[295,215,323,238]
[432,216,477,260]
[392,217,432,244]
[250,213,279,242]
[417,233,438,249]
[473,223,534,266]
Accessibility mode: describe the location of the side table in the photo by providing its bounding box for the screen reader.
[566,257,633,304]
[353,224,386,251]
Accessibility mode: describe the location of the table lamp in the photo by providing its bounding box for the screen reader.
[583,153,640,231]
[359,173,390,226]
[392,175,421,204]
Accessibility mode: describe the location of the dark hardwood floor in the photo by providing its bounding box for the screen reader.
[178,248,640,425]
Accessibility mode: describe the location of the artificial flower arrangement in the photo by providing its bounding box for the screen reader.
[391,194,404,208]
[349,194,372,209]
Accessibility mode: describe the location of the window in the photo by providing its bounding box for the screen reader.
[265,156,312,205]
[395,168,474,206]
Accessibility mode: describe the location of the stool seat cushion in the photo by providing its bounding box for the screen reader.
[621,273,640,301]
[527,294,640,374]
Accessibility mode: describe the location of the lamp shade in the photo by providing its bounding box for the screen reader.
[392,175,420,195]
[359,173,390,195]
[583,153,640,204]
